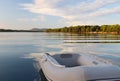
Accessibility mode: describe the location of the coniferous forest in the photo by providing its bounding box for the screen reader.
[46,24,120,34]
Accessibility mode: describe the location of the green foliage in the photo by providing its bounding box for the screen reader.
[46,24,120,34]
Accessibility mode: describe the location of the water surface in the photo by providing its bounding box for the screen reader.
[0,32,120,81]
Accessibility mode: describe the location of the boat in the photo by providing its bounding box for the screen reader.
[39,53,120,81]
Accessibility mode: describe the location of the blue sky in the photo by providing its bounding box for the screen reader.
[0,0,120,29]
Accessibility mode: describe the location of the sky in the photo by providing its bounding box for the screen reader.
[0,0,120,29]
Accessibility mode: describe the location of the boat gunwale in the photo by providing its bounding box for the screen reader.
[45,54,66,68]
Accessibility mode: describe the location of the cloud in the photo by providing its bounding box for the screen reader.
[74,0,120,12]
[0,23,14,29]
[38,15,46,21]
[17,15,46,22]
[21,0,120,25]
[88,7,120,17]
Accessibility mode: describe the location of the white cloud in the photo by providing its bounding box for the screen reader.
[17,15,46,22]
[17,18,31,22]
[21,0,120,25]
[38,15,46,21]
[0,23,8,29]
[75,0,120,12]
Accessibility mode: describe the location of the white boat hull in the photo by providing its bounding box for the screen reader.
[40,53,120,81]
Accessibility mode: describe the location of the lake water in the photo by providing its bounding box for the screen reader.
[0,32,120,81]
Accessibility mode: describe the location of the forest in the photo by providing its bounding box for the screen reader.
[46,24,120,34]
[0,28,45,32]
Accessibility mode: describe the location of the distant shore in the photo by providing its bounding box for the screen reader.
[0,28,46,32]
[46,24,120,34]
[1,24,120,34]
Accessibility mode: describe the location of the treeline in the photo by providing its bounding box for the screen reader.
[46,24,120,34]
[0,29,24,32]
[0,29,45,32]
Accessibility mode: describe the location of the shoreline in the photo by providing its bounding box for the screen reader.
[0,31,119,35]
[46,31,120,35]
[82,32,119,34]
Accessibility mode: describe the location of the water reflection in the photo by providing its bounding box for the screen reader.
[45,33,120,40]
[0,32,120,81]
[29,33,120,67]
[64,40,120,43]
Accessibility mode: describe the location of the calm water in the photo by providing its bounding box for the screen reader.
[0,32,120,81]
